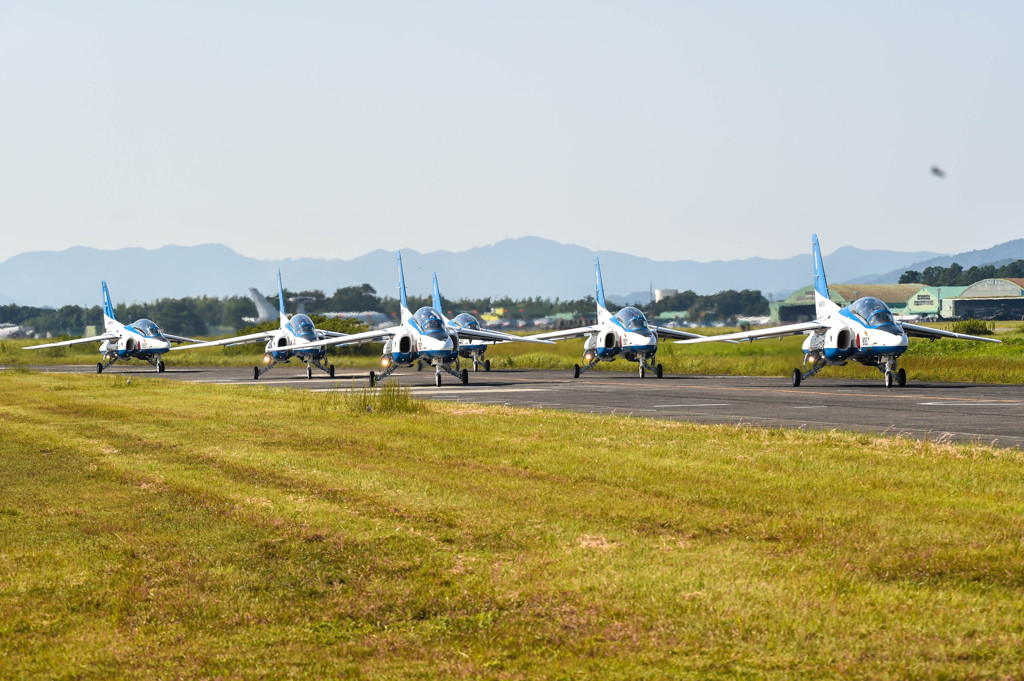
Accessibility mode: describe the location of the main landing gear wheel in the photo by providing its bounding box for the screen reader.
[897,368,906,387]
[573,364,581,379]
[329,365,335,378]
[368,371,376,387]
[253,366,260,380]
[639,364,645,379]
[656,364,663,379]
[484,359,491,372]
[96,362,104,374]
[157,360,165,373]
[435,372,442,387]
[885,370,893,388]
[461,368,469,385]
[417,361,424,371]
[306,366,313,380]
[791,369,801,387]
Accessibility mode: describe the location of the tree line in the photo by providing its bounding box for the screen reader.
[899,260,1024,287]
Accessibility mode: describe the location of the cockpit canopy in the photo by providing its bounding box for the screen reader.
[453,313,480,330]
[615,307,650,332]
[290,314,317,341]
[848,297,900,333]
[414,307,449,339]
[132,319,164,338]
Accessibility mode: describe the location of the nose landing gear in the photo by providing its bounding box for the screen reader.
[881,357,907,388]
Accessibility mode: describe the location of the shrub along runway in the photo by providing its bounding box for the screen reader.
[31,364,1024,447]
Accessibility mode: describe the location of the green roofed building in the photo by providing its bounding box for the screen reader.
[942,278,1024,319]
[654,311,690,324]
[775,284,923,322]
[904,286,968,318]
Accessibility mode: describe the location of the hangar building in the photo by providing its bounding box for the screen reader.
[774,284,923,322]
[941,278,1024,320]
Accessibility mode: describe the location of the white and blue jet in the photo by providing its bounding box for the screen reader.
[275,252,552,386]
[676,234,1001,387]
[430,272,536,373]
[529,258,707,379]
[23,281,196,373]
[169,270,348,380]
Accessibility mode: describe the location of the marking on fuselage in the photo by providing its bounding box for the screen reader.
[917,401,1021,407]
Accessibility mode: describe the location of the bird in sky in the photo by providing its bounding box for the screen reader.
[931,165,946,178]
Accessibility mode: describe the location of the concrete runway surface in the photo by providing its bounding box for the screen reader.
[19,363,1024,448]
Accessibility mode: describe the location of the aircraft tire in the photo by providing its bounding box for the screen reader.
[307,366,313,380]
[435,372,442,387]
[417,361,424,371]
[656,364,663,379]
[368,371,376,387]
[791,369,801,387]
[97,362,103,374]
[884,370,893,388]
[157,360,165,373]
[253,367,260,380]
[639,364,645,379]
[329,365,335,378]
[461,368,469,385]
[573,364,581,379]
[897,368,906,387]
[484,359,491,372]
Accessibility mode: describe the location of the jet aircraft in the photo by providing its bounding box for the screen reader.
[528,258,708,378]
[430,272,533,372]
[24,281,195,373]
[169,270,347,380]
[676,234,1000,387]
[274,252,552,386]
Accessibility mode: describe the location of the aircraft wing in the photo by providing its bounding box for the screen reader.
[168,330,275,351]
[901,322,1002,344]
[163,333,200,344]
[455,327,554,344]
[674,321,827,344]
[23,333,120,349]
[320,330,350,338]
[526,325,600,342]
[274,327,397,353]
[651,325,711,341]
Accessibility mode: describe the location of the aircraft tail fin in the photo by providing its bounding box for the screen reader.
[811,234,839,317]
[595,258,612,323]
[431,272,445,318]
[247,287,277,324]
[276,269,289,328]
[398,252,411,323]
[101,281,118,330]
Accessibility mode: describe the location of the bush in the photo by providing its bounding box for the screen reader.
[950,319,994,335]
[310,380,424,415]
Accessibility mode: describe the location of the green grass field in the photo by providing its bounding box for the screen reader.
[3,370,1024,678]
[5,324,1024,384]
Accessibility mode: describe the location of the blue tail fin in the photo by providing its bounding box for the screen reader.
[594,257,612,323]
[276,269,288,327]
[811,234,838,316]
[812,235,828,299]
[397,252,411,322]
[101,281,116,321]
[431,273,443,315]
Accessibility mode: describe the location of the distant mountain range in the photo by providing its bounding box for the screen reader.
[0,236,1018,308]
[847,238,1024,285]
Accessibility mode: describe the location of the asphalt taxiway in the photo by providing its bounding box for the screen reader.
[21,364,1024,448]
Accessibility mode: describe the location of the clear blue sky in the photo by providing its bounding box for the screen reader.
[1,1,1020,263]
